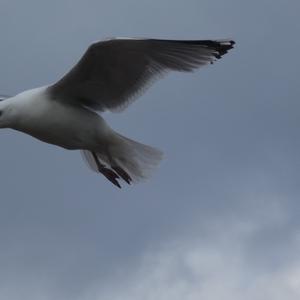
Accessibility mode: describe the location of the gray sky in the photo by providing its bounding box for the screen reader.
[0,0,300,299]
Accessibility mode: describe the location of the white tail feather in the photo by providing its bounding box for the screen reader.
[112,134,163,182]
[81,133,163,184]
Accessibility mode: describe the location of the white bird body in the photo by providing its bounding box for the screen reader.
[5,87,112,150]
[0,37,235,188]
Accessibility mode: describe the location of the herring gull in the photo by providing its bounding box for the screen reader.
[0,37,235,188]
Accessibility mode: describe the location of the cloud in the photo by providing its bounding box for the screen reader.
[80,196,300,300]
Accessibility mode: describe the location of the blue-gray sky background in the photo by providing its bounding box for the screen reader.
[0,0,300,299]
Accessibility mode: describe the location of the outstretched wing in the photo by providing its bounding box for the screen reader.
[47,38,235,112]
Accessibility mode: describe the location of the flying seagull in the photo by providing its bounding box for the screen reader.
[0,38,235,188]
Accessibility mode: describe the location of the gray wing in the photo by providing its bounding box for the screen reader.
[47,38,235,112]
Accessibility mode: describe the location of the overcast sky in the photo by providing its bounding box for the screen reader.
[0,0,300,299]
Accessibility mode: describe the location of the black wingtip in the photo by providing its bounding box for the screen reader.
[157,38,235,60]
[200,40,234,62]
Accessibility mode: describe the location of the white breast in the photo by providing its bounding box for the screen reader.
[9,86,110,150]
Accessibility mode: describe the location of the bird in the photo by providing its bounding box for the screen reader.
[0,37,235,188]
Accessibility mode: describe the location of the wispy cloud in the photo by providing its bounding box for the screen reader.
[80,196,300,300]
